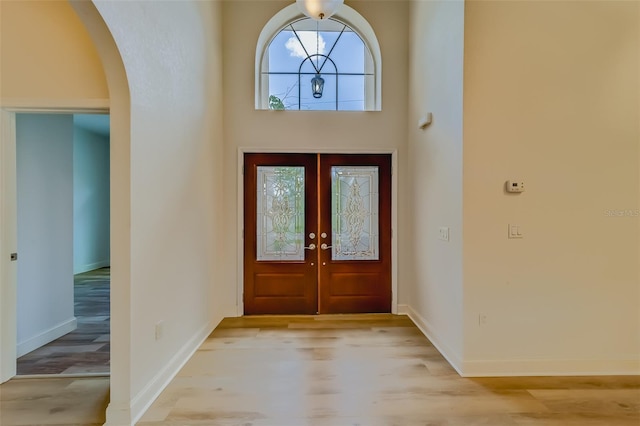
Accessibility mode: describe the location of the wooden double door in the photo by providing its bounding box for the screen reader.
[244,153,391,314]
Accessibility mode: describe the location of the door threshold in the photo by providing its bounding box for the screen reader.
[241,313,397,319]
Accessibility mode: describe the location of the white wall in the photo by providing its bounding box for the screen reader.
[90,1,226,424]
[73,121,110,274]
[15,113,75,357]
[406,0,465,369]
[462,0,639,375]
[222,0,410,314]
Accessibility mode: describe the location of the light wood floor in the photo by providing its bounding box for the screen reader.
[1,314,639,425]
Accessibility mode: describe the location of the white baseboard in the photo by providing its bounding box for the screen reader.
[462,358,640,377]
[397,304,464,375]
[104,314,225,426]
[74,260,110,275]
[17,317,77,357]
[399,304,640,377]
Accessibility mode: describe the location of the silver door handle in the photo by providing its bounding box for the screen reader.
[304,243,316,250]
[320,243,332,250]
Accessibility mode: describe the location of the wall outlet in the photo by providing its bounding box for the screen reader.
[155,321,164,341]
[438,227,450,241]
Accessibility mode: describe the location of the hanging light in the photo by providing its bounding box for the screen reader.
[296,0,344,21]
[311,74,325,98]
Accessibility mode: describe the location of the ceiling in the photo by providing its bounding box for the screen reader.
[73,114,110,137]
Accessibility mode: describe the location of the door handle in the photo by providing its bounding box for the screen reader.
[320,243,332,250]
[304,243,316,250]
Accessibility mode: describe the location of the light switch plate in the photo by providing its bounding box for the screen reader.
[508,224,523,239]
[438,227,450,241]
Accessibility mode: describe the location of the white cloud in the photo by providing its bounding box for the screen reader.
[285,31,326,59]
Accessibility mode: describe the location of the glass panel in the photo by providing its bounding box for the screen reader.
[268,74,299,110]
[268,30,304,73]
[300,73,337,111]
[329,31,366,73]
[261,17,375,111]
[332,166,379,261]
[338,75,365,111]
[257,166,305,261]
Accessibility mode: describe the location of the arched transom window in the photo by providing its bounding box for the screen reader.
[256,4,381,111]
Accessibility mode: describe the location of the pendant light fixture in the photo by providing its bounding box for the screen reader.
[296,0,344,21]
[310,19,324,98]
[311,74,325,98]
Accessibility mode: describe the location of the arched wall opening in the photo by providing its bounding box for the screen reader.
[68,1,132,422]
[0,0,131,422]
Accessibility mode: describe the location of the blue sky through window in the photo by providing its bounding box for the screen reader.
[265,18,371,111]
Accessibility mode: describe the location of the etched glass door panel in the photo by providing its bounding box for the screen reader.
[331,166,379,260]
[257,166,305,261]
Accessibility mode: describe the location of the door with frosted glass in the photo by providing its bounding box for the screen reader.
[244,153,391,314]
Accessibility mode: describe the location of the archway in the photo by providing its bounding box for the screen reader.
[68,2,132,423]
[0,1,131,424]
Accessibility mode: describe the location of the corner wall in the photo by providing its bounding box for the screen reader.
[462,0,640,375]
[405,0,465,369]
[73,123,110,274]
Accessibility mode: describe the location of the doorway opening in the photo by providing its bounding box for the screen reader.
[244,153,392,315]
[14,112,110,376]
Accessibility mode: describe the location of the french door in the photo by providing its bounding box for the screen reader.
[243,153,391,314]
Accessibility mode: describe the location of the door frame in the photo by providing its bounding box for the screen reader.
[0,105,109,382]
[236,147,398,316]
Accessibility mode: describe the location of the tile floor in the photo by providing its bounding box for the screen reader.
[16,268,110,376]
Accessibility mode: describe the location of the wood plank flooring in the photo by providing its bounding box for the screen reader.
[16,268,110,375]
[1,314,638,425]
[0,376,109,426]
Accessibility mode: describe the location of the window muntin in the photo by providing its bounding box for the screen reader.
[260,17,374,111]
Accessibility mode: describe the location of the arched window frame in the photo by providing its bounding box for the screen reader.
[255,4,382,111]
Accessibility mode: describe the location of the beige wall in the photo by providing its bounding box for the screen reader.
[406,0,465,366]
[462,0,639,374]
[221,0,410,313]
[0,0,108,105]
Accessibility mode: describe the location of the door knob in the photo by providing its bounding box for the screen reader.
[309,233,316,239]
[304,243,316,250]
[320,243,332,250]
